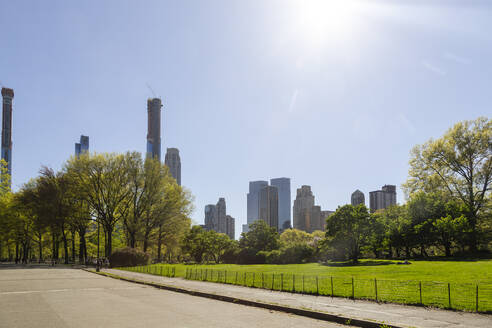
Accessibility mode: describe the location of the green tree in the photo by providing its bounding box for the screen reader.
[325,204,372,263]
[238,220,279,264]
[403,117,491,251]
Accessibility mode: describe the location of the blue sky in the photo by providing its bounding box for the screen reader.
[1,0,491,238]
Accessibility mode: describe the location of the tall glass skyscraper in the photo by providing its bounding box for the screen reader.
[246,180,268,232]
[75,135,89,157]
[270,177,291,231]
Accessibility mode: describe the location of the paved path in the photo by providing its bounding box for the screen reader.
[0,268,345,328]
[103,268,492,328]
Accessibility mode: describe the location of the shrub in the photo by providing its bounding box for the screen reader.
[109,247,150,268]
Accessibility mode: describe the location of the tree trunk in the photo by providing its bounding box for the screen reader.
[105,227,113,258]
[61,229,69,264]
[15,241,19,263]
[38,234,43,263]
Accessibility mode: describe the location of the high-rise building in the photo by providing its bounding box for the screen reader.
[1,87,14,185]
[146,98,162,161]
[204,204,217,231]
[369,185,397,212]
[351,189,365,206]
[225,215,235,240]
[203,198,235,239]
[293,185,332,233]
[216,197,227,234]
[75,135,89,157]
[246,180,268,228]
[270,178,291,232]
[259,185,278,230]
[165,148,181,185]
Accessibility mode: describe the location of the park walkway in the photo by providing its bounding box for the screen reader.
[100,268,491,328]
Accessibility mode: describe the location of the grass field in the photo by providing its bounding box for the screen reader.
[118,259,492,312]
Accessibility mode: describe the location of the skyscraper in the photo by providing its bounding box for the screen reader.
[293,185,315,232]
[225,215,235,240]
[216,197,227,235]
[146,98,162,161]
[75,135,89,157]
[369,185,397,212]
[270,177,291,232]
[1,87,14,186]
[293,185,331,233]
[165,148,181,185]
[351,189,365,206]
[203,198,235,239]
[204,204,217,231]
[246,180,268,231]
[259,185,279,230]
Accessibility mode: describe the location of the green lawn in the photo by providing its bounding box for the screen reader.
[118,259,492,312]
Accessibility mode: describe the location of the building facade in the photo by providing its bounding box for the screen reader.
[293,185,332,233]
[75,135,89,157]
[351,189,365,206]
[204,204,217,231]
[369,185,397,212]
[204,198,235,239]
[165,147,181,185]
[1,87,14,185]
[146,98,162,161]
[259,185,279,230]
[246,180,268,232]
[225,215,235,240]
[270,177,291,232]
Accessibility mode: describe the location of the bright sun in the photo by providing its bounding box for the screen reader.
[296,0,359,46]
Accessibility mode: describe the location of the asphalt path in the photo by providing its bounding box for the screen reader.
[0,268,346,328]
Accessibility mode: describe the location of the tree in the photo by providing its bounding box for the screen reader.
[238,220,279,264]
[324,204,372,263]
[403,117,491,251]
[66,153,134,257]
[181,225,209,263]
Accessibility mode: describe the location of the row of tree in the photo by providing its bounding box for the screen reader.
[0,152,192,263]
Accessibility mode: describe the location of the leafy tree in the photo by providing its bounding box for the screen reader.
[325,204,372,263]
[66,153,134,257]
[238,220,280,264]
[181,225,209,263]
[403,117,491,251]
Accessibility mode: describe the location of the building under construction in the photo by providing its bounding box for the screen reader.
[1,87,14,187]
[146,98,162,161]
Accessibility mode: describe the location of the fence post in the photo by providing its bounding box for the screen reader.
[293,275,296,293]
[281,273,284,291]
[418,281,422,304]
[224,270,227,283]
[302,275,305,293]
[235,271,238,284]
[331,276,334,297]
[262,273,264,288]
[252,273,255,287]
[351,277,354,299]
[375,278,378,302]
[316,276,319,295]
[272,274,275,290]
[476,284,479,312]
[448,283,451,308]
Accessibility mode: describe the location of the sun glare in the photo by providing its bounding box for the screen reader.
[297,0,359,46]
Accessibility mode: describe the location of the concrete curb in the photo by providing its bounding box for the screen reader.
[84,269,406,328]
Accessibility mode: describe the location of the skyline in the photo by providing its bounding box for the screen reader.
[1,0,491,238]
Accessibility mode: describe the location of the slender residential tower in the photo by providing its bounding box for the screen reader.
[1,87,14,186]
[147,98,162,161]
